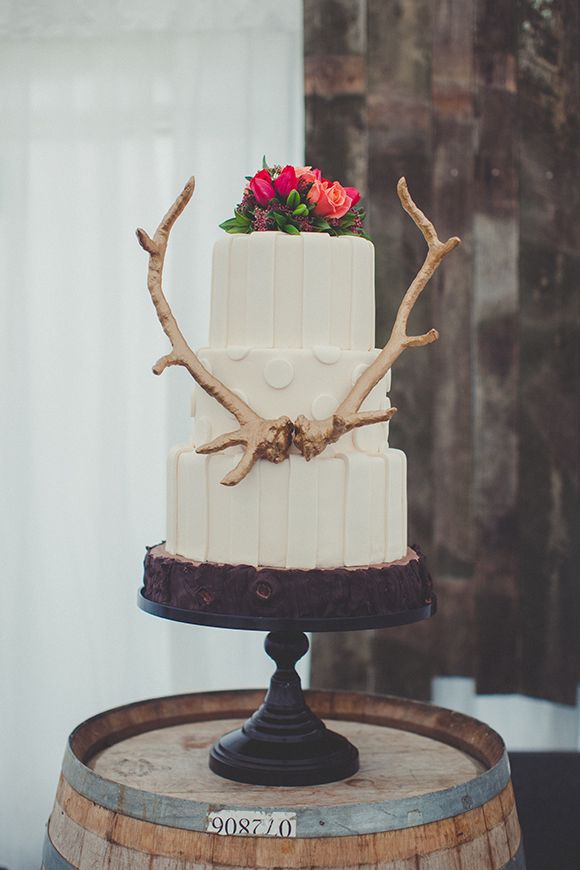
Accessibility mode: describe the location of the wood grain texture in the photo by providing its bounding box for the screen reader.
[306,0,580,704]
[89,719,484,801]
[142,544,433,620]
[44,690,523,869]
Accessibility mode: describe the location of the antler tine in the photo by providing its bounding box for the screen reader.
[137,179,293,485]
[339,177,460,416]
[293,178,460,460]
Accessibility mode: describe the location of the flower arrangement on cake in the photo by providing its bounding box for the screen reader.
[219,158,368,238]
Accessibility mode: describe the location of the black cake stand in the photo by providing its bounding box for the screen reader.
[138,550,436,787]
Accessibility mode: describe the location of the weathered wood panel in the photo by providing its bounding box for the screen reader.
[306,0,580,703]
[472,0,520,695]
[365,0,438,697]
[516,0,580,701]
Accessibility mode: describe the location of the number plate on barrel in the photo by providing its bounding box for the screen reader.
[207,809,297,837]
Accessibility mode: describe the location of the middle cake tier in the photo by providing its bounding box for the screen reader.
[192,346,392,455]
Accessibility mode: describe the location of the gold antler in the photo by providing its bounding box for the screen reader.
[136,178,293,486]
[294,178,460,460]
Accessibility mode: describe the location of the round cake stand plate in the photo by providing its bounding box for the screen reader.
[137,589,436,632]
[138,587,436,787]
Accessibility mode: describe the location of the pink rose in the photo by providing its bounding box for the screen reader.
[273,165,298,198]
[344,186,361,207]
[249,169,275,206]
[307,179,353,219]
[295,166,322,183]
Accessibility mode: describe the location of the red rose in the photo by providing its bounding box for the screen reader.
[249,169,275,206]
[273,165,298,198]
[307,179,353,219]
[344,186,361,207]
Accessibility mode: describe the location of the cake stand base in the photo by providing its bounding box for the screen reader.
[138,555,436,787]
[209,631,358,786]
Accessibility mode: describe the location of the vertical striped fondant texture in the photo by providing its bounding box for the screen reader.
[166,449,407,569]
[209,233,375,350]
[165,232,408,569]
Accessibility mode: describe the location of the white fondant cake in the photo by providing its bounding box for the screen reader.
[165,232,407,569]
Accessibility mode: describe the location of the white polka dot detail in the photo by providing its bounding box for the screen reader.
[312,394,339,420]
[226,346,250,361]
[232,388,249,405]
[313,345,341,365]
[351,362,369,386]
[264,358,295,389]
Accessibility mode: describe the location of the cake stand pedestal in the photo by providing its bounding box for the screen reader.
[138,591,436,786]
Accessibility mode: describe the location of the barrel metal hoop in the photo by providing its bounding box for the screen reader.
[62,739,511,838]
[43,821,526,869]
[42,832,76,870]
[501,839,526,869]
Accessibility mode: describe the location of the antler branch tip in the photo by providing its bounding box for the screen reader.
[136,227,155,253]
[152,354,175,375]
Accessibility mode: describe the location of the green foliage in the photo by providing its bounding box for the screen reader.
[219,211,252,234]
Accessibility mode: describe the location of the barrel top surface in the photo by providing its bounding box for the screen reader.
[90,718,485,805]
[60,690,511,838]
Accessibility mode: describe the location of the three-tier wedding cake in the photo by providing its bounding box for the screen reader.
[138,162,459,619]
[167,231,406,570]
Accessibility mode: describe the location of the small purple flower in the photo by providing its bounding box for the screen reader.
[252,208,270,232]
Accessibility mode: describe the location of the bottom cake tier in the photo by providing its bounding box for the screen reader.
[166,447,407,570]
[142,544,433,622]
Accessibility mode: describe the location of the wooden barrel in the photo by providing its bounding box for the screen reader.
[43,690,525,869]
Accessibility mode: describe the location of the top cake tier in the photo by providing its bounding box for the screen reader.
[209,232,375,350]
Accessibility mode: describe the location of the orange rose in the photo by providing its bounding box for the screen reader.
[307,179,353,219]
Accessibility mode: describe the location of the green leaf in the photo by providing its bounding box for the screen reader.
[262,155,269,170]
[283,223,300,235]
[312,217,331,230]
[272,211,287,229]
[226,225,251,234]
[286,189,300,209]
[337,229,372,241]
[292,203,308,216]
[219,217,239,232]
[244,176,253,181]
[234,210,251,225]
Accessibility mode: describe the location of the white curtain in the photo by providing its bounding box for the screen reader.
[432,678,580,751]
[0,3,304,867]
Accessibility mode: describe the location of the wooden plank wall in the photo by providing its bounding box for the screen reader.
[305,0,580,704]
